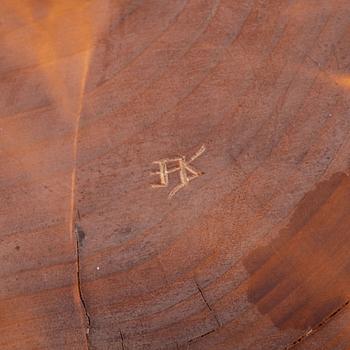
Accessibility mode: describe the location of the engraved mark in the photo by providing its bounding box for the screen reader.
[151,145,206,198]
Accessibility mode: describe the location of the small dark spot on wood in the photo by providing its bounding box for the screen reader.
[76,224,86,246]
[114,226,132,235]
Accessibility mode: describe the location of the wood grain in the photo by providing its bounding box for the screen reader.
[1,1,350,349]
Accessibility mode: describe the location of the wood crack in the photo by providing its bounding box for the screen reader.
[195,280,221,327]
[284,300,350,349]
[74,220,91,349]
[120,329,125,350]
[188,329,216,346]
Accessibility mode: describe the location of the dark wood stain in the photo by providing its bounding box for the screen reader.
[244,172,350,330]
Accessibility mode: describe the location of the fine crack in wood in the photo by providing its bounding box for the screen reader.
[188,329,216,345]
[75,221,91,349]
[284,300,350,349]
[195,280,221,327]
[120,329,125,350]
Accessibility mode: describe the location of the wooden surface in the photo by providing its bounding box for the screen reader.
[1,1,350,349]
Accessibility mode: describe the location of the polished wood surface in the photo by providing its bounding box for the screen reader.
[1,1,350,349]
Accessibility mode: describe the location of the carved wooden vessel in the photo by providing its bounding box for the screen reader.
[1,1,350,349]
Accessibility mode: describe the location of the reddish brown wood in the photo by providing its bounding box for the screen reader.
[1,1,350,349]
